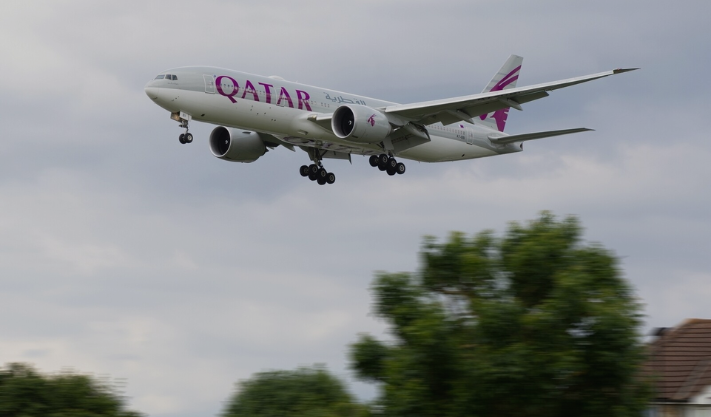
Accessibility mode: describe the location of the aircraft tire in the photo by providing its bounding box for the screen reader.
[387,167,396,176]
[317,177,326,185]
[185,133,193,143]
[369,155,379,167]
[179,134,186,144]
[378,154,389,165]
[396,162,406,175]
[326,172,336,184]
[378,162,387,171]
[299,165,310,177]
[387,157,397,169]
[309,164,319,174]
[308,172,317,181]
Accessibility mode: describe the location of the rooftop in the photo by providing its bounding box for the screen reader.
[644,319,711,402]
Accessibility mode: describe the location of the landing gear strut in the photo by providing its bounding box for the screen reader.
[369,154,405,176]
[300,150,336,185]
[173,112,193,144]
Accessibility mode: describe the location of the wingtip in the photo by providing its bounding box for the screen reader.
[613,68,640,74]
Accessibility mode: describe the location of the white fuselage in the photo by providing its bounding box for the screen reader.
[144,67,521,162]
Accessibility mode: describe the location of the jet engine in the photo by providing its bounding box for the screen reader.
[209,126,267,163]
[332,105,391,144]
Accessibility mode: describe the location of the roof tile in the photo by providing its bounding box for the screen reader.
[645,319,711,401]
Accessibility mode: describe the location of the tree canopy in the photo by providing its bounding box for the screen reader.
[222,365,368,417]
[0,362,143,417]
[350,212,651,417]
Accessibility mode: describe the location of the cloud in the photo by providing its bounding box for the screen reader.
[1,1,710,416]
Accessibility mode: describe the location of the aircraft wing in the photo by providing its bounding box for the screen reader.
[488,128,593,144]
[383,68,637,126]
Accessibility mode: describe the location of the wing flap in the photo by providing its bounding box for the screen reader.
[388,123,432,153]
[260,133,296,151]
[488,128,593,144]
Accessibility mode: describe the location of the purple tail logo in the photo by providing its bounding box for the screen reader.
[367,114,376,127]
[480,65,521,132]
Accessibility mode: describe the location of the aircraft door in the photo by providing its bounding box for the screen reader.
[466,130,475,145]
[204,75,216,94]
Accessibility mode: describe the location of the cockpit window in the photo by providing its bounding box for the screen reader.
[171,75,178,80]
[154,75,165,79]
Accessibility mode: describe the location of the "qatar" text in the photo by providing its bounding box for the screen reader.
[215,76,312,111]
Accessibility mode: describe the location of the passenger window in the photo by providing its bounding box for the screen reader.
[155,75,165,79]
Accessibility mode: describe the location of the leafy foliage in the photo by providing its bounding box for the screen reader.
[0,362,143,417]
[222,365,369,417]
[350,212,651,417]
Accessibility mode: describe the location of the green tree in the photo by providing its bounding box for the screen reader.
[350,212,651,417]
[222,365,369,417]
[0,362,143,417]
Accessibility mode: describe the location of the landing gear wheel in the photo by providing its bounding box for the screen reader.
[317,177,327,185]
[299,165,310,177]
[308,164,319,180]
[369,155,379,167]
[179,134,186,144]
[326,172,336,184]
[185,133,193,143]
[378,154,389,165]
[387,167,396,176]
[317,168,327,180]
[396,162,406,175]
[378,162,387,171]
[387,157,397,170]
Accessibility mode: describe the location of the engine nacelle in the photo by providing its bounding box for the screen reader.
[332,105,391,144]
[209,126,267,163]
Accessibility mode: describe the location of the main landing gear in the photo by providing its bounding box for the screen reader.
[178,118,193,144]
[299,163,336,185]
[299,150,336,185]
[369,154,406,176]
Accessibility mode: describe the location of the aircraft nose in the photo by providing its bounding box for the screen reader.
[145,84,159,100]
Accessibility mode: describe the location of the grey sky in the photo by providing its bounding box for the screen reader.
[1,1,710,415]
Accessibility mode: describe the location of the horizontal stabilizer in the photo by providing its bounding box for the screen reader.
[488,128,593,144]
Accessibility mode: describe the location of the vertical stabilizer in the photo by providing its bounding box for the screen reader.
[477,55,523,132]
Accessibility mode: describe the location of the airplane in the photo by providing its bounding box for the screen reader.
[144,55,636,185]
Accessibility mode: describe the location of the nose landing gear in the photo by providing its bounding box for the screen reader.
[172,112,193,144]
[178,119,193,144]
[179,132,193,144]
[369,154,406,176]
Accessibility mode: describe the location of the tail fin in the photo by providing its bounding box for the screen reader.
[476,54,523,132]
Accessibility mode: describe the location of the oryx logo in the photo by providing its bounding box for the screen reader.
[367,114,376,127]
[480,65,521,132]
